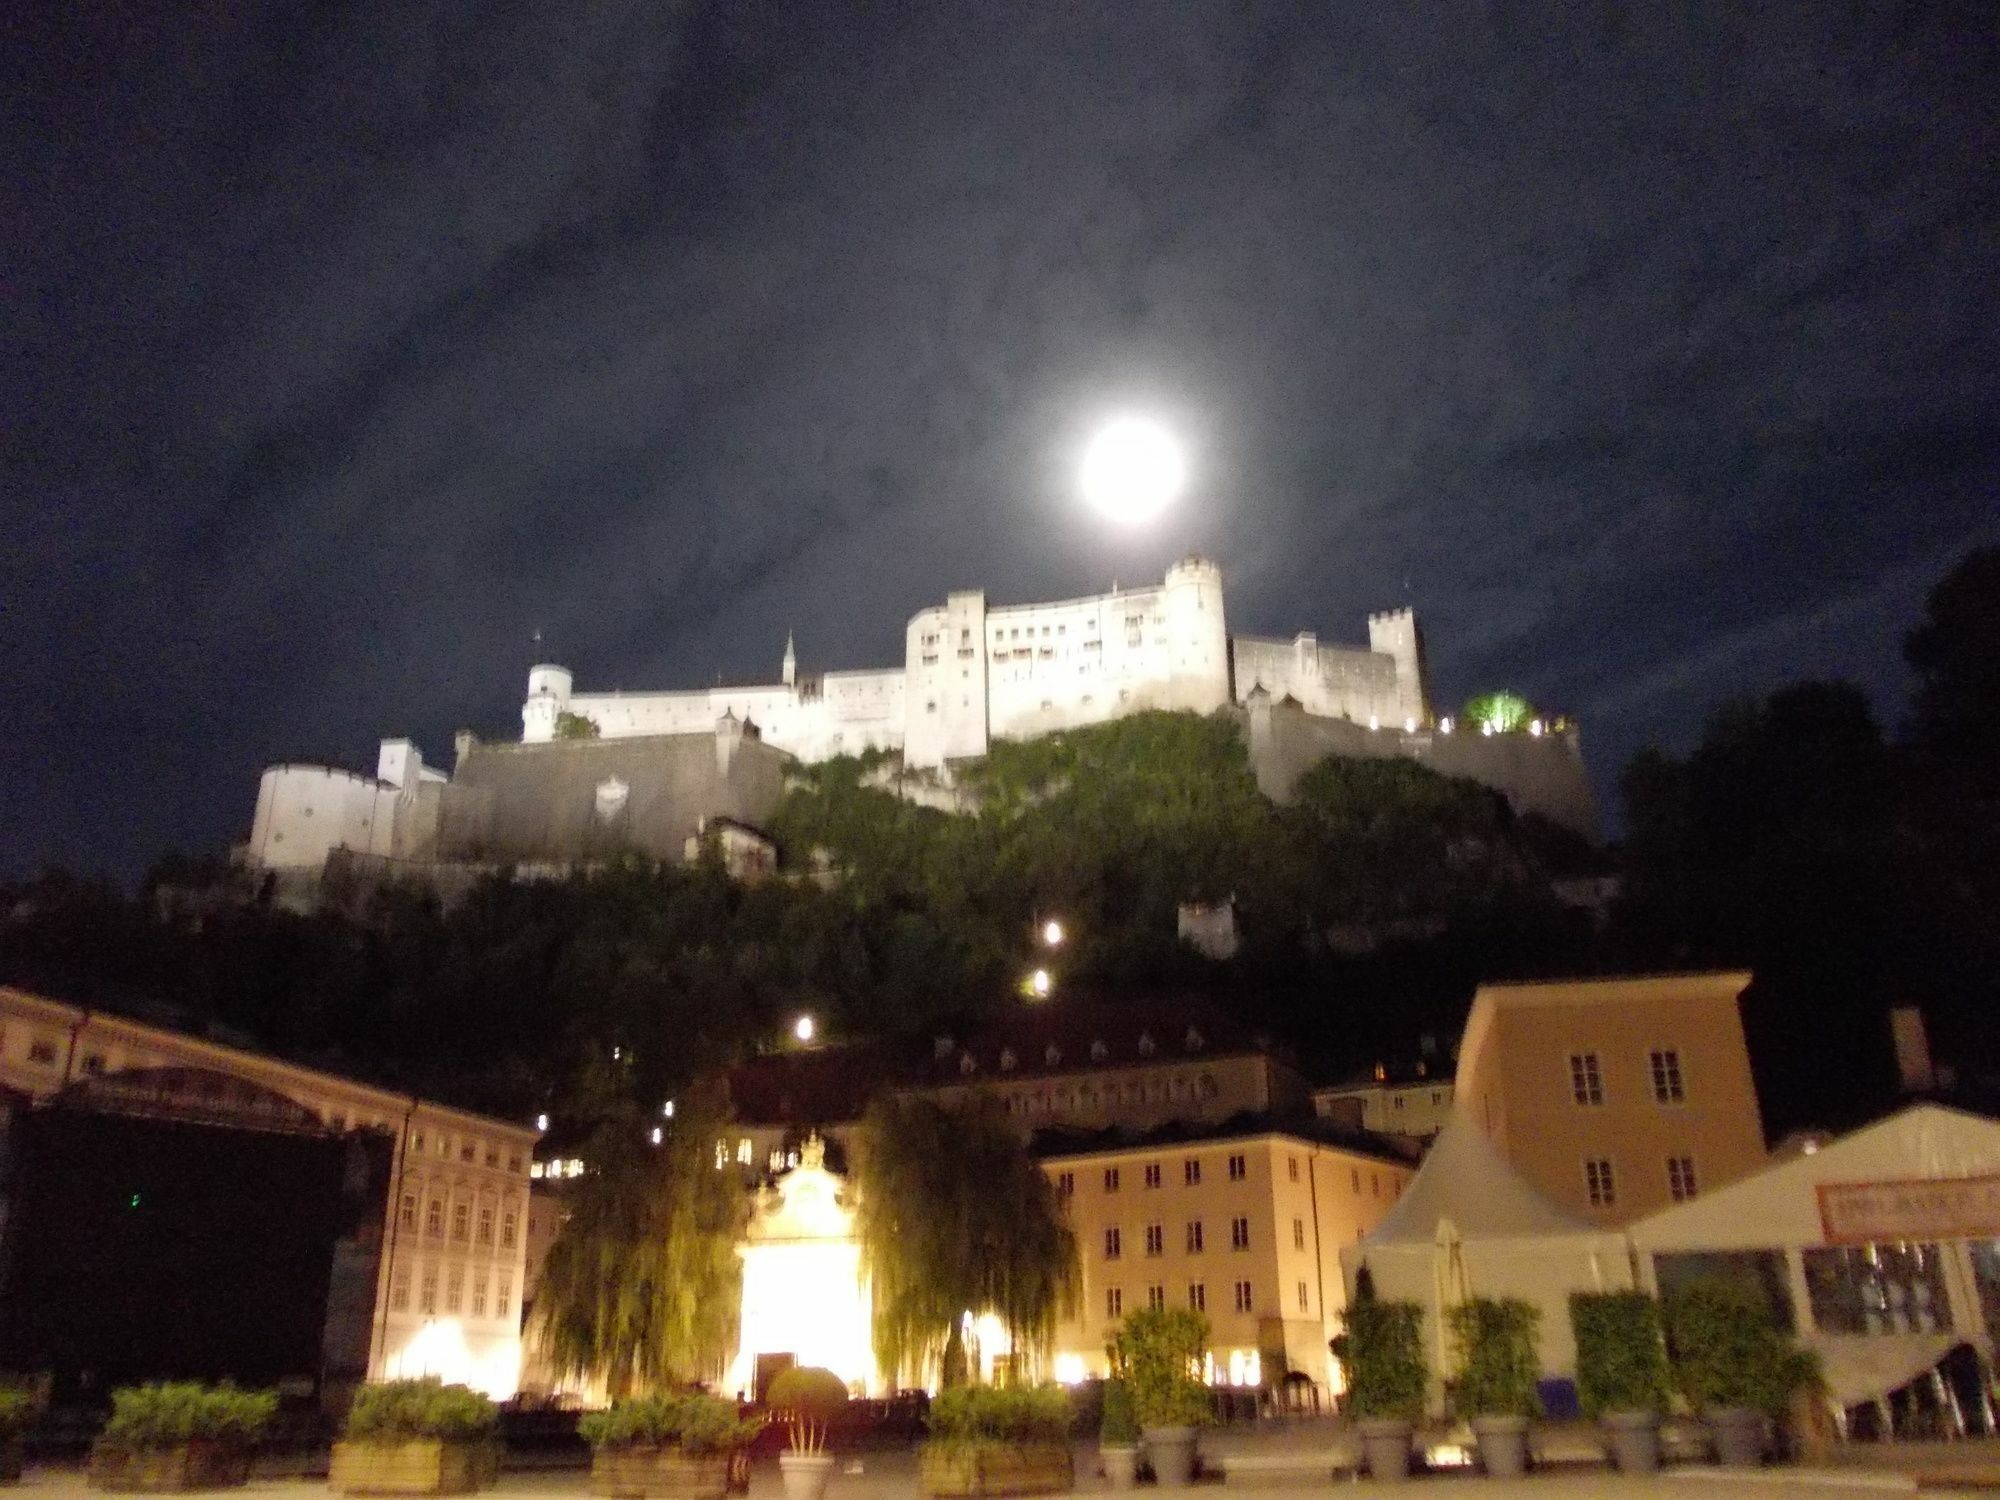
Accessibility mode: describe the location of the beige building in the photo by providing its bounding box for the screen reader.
[1453,972,1767,1225]
[0,987,535,1396]
[1314,1077,1455,1142]
[1038,1128,1414,1396]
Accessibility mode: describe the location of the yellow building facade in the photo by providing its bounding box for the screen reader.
[1038,1130,1413,1395]
[1453,972,1767,1225]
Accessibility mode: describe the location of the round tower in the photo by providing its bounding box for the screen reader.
[521,663,573,743]
[1161,556,1230,711]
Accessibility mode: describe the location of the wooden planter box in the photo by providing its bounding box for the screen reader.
[89,1440,251,1492]
[330,1439,495,1496]
[919,1441,1074,1498]
[589,1447,733,1500]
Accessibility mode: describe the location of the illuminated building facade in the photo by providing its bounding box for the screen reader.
[1037,1127,1414,1395]
[0,987,535,1397]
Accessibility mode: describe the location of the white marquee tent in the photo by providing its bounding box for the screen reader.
[1338,1112,1630,1388]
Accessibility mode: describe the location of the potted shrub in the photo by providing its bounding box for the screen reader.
[1664,1276,1815,1467]
[1113,1308,1211,1487]
[918,1385,1073,1498]
[0,1383,46,1485]
[1342,1299,1426,1482]
[766,1368,847,1500]
[1097,1378,1140,1490]
[582,1392,760,1500]
[331,1378,500,1495]
[1570,1292,1671,1473]
[88,1382,276,1492]
[1447,1298,1541,1478]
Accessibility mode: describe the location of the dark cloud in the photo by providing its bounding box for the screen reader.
[5,1,1997,876]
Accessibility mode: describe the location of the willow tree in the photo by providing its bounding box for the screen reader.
[855,1094,1079,1387]
[531,1109,745,1396]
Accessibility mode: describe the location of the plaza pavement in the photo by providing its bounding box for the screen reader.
[10,1438,1999,1500]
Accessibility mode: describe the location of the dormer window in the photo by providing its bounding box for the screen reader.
[1045,1044,1062,1066]
[1137,1031,1156,1057]
[1184,1027,1205,1052]
[1091,1040,1109,1061]
[959,1053,977,1075]
[1000,1048,1018,1072]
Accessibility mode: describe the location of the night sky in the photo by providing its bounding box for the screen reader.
[7,4,1997,880]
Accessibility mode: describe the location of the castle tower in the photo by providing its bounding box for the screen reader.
[1366,609,1432,726]
[1160,556,1231,712]
[521,664,573,743]
[781,632,797,689]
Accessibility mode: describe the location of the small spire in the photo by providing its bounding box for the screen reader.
[781,629,797,688]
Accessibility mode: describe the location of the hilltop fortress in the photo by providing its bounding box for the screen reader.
[242,560,1597,900]
[523,558,1428,766]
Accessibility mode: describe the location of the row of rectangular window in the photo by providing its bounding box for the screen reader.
[1104,1278,1290,1318]
[1584,1154,1699,1208]
[391,1265,514,1320]
[408,1129,522,1174]
[1104,1216,1266,1259]
[400,1192,520,1249]
[1059,1155,1385,1196]
[1570,1049,1686,1107]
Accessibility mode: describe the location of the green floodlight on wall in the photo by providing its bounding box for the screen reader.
[1464,691,1534,735]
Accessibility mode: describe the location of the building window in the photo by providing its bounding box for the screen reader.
[1371,1173,1380,1198]
[1297,1281,1310,1311]
[1650,1049,1686,1103]
[1804,1243,1952,1334]
[1667,1156,1698,1202]
[82,1052,106,1075]
[1106,1287,1123,1319]
[1145,1223,1164,1257]
[28,1039,57,1066]
[1186,1220,1204,1253]
[507,1154,522,1174]
[1105,1227,1122,1260]
[451,1203,470,1242]
[501,1209,518,1249]
[1586,1158,1617,1207]
[477,1205,495,1246]
[1104,1167,1121,1192]
[1056,1171,1075,1197]
[419,1268,438,1315]
[472,1273,488,1318]
[484,1146,500,1168]
[1227,1153,1247,1181]
[1287,1156,1300,1183]
[1571,1052,1605,1106]
[1144,1162,1162,1189]
[445,1268,463,1314]
[1233,1280,1253,1313]
[1183,1158,1202,1186]
[1350,1168,1361,1193]
[390,1268,410,1312]
[399,1193,417,1231]
[1230,1216,1250,1250]
[426,1198,444,1237]
[1147,1284,1166,1311]
[1292,1218,1306,1251]
[497,1276,512,1320]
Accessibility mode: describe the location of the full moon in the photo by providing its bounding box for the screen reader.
[1079,416,1184,525]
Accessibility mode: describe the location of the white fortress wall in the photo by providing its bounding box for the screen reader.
[249,764,402,871]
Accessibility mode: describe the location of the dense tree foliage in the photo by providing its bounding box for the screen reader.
[853,1094,1077,1386]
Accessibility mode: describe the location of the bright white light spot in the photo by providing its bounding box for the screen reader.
[1367,715,1380,731]
[534,1113,549,1133]
[794,1014,816,1043]
[1440,717,1454,734]
[662,1100,675,1118]
[1053,1352,1088,1386]
[1529,719,1544,736]
[649,1126,663,1146]
[1029,969,1053,999]
[1042,919,1065,948]
[1404,717,1417,733]
[1080,416,1184,526]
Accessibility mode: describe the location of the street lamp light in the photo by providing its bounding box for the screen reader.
[1041,918,1065,948]
[1028,969,1053,1000]
[793,1014,816,1044]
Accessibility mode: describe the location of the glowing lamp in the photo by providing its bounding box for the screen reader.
[794,1015,816,1043]
[1042,919,1065,948]
[534,1113,549,1132]
[1028,969,1053,1000]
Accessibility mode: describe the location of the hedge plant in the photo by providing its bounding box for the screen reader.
[1570,1292,1670,1418]
[579,1392,759,1454]
[98,1383,278,1449]
[1098,1378,1139,1445]
[344,1378,498,1443]
[1112,1307,1213,1429]
[1342,1300,1427,1422]
[764,1367,849,1421]
[1663,1276,1818,1417]
[0,1385,45,1440]
[924,1385,1072,1449]
[1448,1297,1542,1420]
